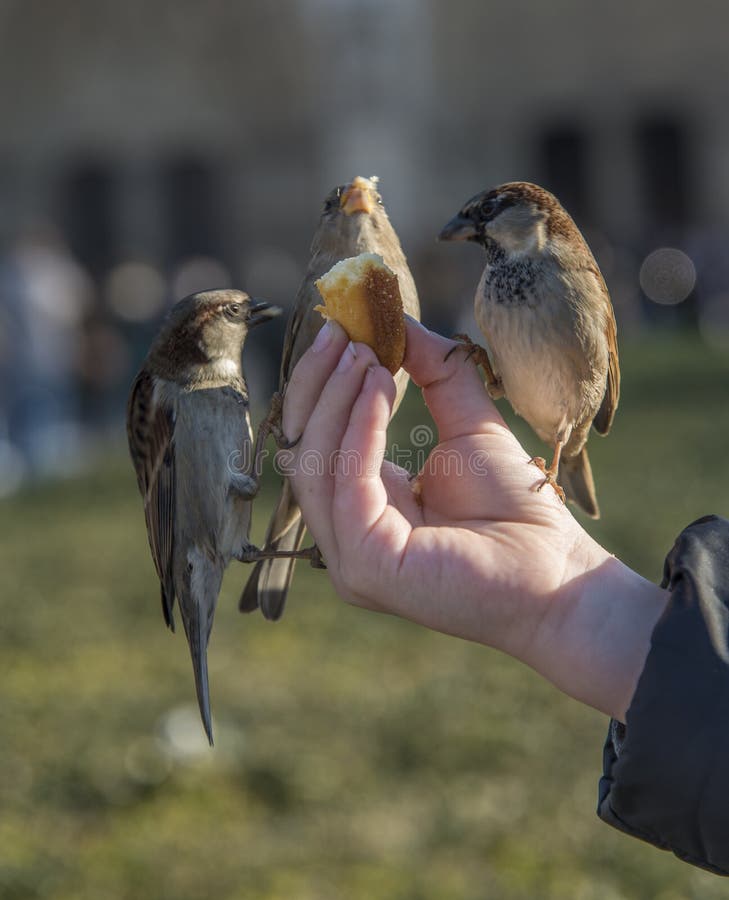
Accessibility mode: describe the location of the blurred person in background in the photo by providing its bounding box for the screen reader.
[0,224,93,484]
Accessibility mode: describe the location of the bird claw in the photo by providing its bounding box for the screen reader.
[278,431,302,450]
[446,333,481,362]
[528,457,566,503]
[266,392,303,449]
[444,333,475,363]
[306,544,327,570]
[235,543,262,563]
[445,334,503,396]
[251,392,298,479]
[410,474,424,508]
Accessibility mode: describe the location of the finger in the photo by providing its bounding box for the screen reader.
[332,365,411,585]
[403,318,507,443]
[282,319,349,442]
[289,341,382,560]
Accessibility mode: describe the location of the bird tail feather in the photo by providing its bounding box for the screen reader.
[561,447,600,519]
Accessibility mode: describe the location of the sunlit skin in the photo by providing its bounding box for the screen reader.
[280,318,668,723]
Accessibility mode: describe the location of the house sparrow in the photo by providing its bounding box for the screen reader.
[241,175,421,619]
[127,289,280,743]
[438,181,619,518]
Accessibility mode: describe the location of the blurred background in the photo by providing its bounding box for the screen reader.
[1,1,728,898]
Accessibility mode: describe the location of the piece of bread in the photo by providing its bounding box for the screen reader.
[314,252,406,374]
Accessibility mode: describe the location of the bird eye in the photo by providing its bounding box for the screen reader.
[324,188,342,212]
[481,195,504,220]
[225,302,242,318]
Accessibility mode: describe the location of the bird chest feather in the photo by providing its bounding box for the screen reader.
[475,265,599,445]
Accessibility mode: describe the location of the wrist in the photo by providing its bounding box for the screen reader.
[529,526,669,722]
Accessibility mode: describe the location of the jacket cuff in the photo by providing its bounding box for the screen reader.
[598,515,729,875]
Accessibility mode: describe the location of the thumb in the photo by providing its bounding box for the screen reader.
[402,318,506,442]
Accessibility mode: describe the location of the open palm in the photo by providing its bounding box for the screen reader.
[283,319,594,655]
[279,318,665,722]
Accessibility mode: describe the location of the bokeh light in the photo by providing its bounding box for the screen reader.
[160,705,215,762]
[105,261,167,322]
[639,247,696,305]
[172,256,232,299]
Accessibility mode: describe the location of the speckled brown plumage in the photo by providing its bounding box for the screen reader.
[439,181,619,518]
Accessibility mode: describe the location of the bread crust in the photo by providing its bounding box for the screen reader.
[314,253,406,374]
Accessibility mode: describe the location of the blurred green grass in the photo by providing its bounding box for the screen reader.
[1,331,728,900]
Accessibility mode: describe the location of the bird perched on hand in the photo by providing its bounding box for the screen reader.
[127,289,280,743]
[241,175,421,619]
[439,181,619,518]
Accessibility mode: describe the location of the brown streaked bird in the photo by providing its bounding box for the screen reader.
[241,175,421,619]
[127,289,280,744]
[439,181,619,518]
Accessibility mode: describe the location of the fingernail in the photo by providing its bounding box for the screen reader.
[336,342,357,372]
[312,320,334,353]
[363,365,378,388]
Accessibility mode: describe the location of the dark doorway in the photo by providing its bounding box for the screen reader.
[57,159,117,277]
[634,115,691,230]
[161,156,220,265]
[538,124,591,225]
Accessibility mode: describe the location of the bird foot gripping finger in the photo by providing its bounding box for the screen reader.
[235,544,260,563]
[443,333,476,363]
[408,470,425,508]
[278,431,302,450]
[272,543,326,570]
[268,391,302,450]
[252,393,301,478]
[237,543,326,568]
[528,457,566,504]
[305,544,327,570]
[485,376,505,400]
[444,334,503,397]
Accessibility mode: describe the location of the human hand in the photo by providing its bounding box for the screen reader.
[281,318,667,721]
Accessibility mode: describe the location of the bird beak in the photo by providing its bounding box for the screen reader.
[340,177,374,216]
[246,299,282,328]
[186,606,214,745]
[438,213,479,242]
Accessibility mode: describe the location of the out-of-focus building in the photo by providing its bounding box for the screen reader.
[1,1,727,281]
[0,0,727,487]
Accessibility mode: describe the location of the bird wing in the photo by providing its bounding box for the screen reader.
[126,369,177,629]
[246,203,422,619]
[278,277,322,388]
[590,266,620,436]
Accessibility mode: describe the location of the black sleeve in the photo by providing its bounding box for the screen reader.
[598,515,729,875]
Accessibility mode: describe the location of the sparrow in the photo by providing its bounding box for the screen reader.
[126,289,281,743]
[241,175,421,619]
[438,181,619,518]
